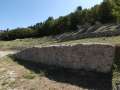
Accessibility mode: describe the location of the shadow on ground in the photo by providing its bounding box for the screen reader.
[10,56,112,90]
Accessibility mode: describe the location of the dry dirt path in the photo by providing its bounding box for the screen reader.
[0,50,19,58]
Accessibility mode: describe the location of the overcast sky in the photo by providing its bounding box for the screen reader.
[0,0,103,29]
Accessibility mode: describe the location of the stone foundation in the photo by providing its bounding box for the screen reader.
[15,43,115,73]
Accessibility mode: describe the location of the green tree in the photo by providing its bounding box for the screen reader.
[76,6,82,11]
[110,0,120,23]
[98,0,114,23]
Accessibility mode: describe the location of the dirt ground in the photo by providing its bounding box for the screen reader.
[0,51,112,90]
[0,50,18,58]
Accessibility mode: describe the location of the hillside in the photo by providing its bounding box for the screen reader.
[54,23,120,41]
[0,0,120,41]
[1,32,120,50]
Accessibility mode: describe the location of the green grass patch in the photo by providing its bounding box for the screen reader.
[23,72,36,79]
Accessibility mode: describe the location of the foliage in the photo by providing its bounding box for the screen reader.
[110,0,120,23]
[0,0,120,40]
[0,28,37,40]
[98,0,115,23]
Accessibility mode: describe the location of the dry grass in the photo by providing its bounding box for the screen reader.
[1,36,120,50]
[0,37,57,50]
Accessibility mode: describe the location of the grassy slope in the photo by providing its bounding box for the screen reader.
[61,36,120,45]
[1,36,120,50]
[0,37,57,50]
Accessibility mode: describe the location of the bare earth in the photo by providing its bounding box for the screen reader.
[0,50,18,58]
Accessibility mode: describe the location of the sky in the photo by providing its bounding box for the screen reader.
[0,0,103,30]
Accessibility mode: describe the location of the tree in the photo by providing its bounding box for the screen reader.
[38,17,55,36]
[76,6,82,11]
[98,0,114,23]
[1,0,118,40]
[110,0,120,23]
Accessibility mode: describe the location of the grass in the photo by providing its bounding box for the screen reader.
[0,37,57,50]
[1,81,9,86]
[112,72,120,90]
[1,36,120,50]
[60,36,120,45]
[23,72,36,79]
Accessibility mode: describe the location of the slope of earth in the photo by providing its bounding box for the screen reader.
[54,23,120,41]
[1,35,120,50]
[0,37,57,50]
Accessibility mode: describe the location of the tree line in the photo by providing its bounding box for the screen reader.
[0,0,120,40]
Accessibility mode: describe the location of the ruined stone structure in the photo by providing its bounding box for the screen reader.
[15,43,115,73]
[55,24,120,41]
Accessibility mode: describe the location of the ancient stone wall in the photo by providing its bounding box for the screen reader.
[60,31,120,41]
[15,44,115,73]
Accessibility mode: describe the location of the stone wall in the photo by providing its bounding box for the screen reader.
[55,24,120,41]
[15,44,115,73]
[59,31,120,41]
